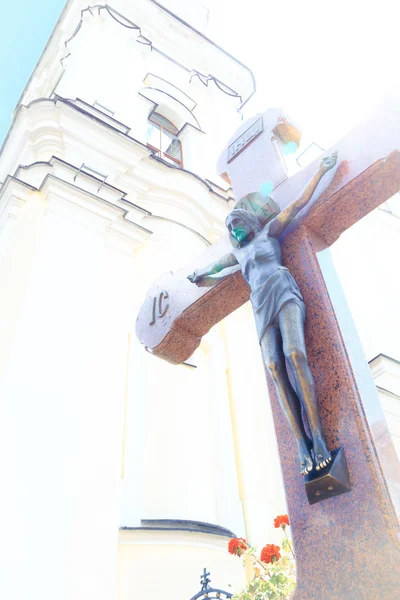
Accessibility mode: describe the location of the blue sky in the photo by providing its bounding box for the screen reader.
[0,1,66,146]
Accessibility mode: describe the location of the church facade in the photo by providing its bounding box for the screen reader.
[1,1,399,599]
[0,1,286,598]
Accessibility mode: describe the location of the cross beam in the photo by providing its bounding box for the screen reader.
[136,109,400,365]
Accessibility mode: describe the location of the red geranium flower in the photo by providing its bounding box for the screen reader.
[260,543,281,564]
[273,514,289,529]
[228,537,247,557]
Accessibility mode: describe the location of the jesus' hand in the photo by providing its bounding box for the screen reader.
[187,271,201,284]
[320,151,338,174]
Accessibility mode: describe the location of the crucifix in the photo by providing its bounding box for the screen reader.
[188,152,338,478]
[136,108,400,597]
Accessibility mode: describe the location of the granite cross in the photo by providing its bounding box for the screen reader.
[136,107,400,598]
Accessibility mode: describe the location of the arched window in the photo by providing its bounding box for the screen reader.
[146,113,183,168]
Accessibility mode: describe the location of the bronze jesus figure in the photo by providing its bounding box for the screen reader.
[188,153,338,475]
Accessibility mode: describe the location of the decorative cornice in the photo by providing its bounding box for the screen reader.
[177,122,205,139]
[57,96,131,134]
[3,97,230,204]
[14,156,128,203]
[148,154,229,202]
[39,3,253,112]
[61,4,244,106]
[149,0,256,111]
[144,72,197,112]
[0,177,37,230]
[189,71,242,103]
[0,169,152,249]
[140,518,236,537]
[118,527,234,550]
[140,89,202,131]
[143,213,211,246]
[369,353,400,367]
[1,98,231,241]
[11,156,216,247]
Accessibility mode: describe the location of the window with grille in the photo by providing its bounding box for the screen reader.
[147,113,183,168]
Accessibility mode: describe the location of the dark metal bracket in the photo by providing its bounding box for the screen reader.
[305,447,351,505]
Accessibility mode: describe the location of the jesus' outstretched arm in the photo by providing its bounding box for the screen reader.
[268,151,338,239]
[187,252,238,283]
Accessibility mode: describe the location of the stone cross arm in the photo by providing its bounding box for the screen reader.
[136,108,400,364]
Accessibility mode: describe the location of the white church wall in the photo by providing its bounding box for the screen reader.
[330,198,400,363]
[371,355,400,458]
[117,530,246,600]
[206,327,247,534]
[378,388,400,458]
[328,197,400,503]
[155,0,210,32]
[223,304,288,549]
[120,221,244,533]
[118,218,248,598]
[56,12,152,129]
[0,180,145,599]
[0,1,261,598]
[318,245,400,518]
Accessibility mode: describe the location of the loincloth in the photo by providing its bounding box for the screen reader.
[250,267,305,342]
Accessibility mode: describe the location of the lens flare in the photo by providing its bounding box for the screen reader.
[284,141,298,155]
[260,181,274,197]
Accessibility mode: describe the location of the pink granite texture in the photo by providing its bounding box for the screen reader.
[277,221,400,598]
